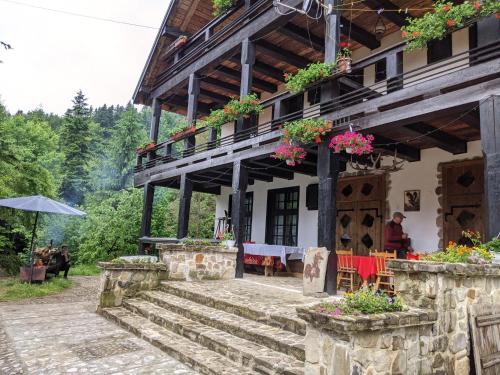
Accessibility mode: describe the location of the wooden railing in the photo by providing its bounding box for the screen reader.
[135,39,500,173]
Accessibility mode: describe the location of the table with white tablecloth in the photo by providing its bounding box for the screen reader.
[243,244,305,265]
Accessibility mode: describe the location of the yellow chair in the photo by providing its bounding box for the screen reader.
[336,249,356,292]
[372,250,396,295]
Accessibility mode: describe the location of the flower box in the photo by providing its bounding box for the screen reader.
[337,57,352,73]
[174,35,188,49]
[171,126,196,141]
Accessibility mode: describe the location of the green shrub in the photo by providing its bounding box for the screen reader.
[70,263,101,276]
[0,278,72,301]
[285,62,336,94]
[0,253,23,276]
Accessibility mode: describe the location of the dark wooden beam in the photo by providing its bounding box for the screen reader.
[372,134,421,161]
[403,122,467,155]
[192,182,221,195]
[199,88,231,105]
[252,158,316,176]
[150,97,161,142]
[162,26,187,38]
[256,40,312,68]
[139,182,155,254]
[215,66,277,92]
[238,38,257,134]
[340,17,380,50]
[362,0,409,27]
[462,111,480,130]
[177,174,193,239]
[480,95,500,240]
[185,73,199,154]
[231,56,285,82]
[246,162,294,180]
[338,77,382,99]
[232,160,248,278]
[203,77,241,96]
[278,23,325,52]
[169,95,211,116]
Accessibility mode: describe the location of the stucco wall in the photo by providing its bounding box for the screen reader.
[215,141,483,252]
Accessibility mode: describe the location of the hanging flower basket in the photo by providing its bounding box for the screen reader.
[329,131,374,156]
[271,144,306,166]
[171,126,196,141]
[336,46,352,73]
[282,118,333,145]
[174,35,188,49]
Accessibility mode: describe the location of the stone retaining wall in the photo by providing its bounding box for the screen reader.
[389,260,500,374]
[97,262,168,308]
[157,243,237,281]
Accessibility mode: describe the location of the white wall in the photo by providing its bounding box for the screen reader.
[215,141,483,252]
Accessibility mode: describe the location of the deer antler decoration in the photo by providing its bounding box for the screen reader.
[348,149,405,173]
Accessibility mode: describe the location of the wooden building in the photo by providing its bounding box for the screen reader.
[133,0,500,294]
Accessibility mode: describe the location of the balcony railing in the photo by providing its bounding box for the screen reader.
[135,39,500,174]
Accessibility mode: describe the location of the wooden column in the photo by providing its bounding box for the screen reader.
[185,73,199,156]
[480,95,500,240]
[150,97,161,142]
[139,182,155,254]
[318,0,341,295]
[177,174,193,239]
[208,128,218,150]
[236,38,256,135]
[386,51,403,93]
[231,160,249,278]
[271,99,284,130]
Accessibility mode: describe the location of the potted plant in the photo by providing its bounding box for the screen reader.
[336,47,352,73]
[223,232,235,248]
[271,144,307,166]
[329,131,374,155]
[484,236,500,264]
[284,62,336,94]
[174,35,188,49]
[171,125,196,141]
[144,140,156,151]
[212,0,236,16]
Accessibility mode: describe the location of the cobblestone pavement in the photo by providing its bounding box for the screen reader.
[0,276,199,375]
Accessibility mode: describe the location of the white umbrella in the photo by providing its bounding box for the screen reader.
[0,195,86,282]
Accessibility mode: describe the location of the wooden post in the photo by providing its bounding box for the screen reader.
[318,0,341,295]
[480,95,500,241]
[236,38,256,135]
[149,98,162,162]
[208,128,218,150]
[386,51,403,93]
[139,182,155,254]
[185,73,199,156]
[271,99,284,130]
[231,160,249,278]
[177,174,193,239]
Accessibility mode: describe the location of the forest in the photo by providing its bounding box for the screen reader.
[0,91,215,273]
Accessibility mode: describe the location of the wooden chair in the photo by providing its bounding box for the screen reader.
[336,249,356,292]
[372,250,397,295]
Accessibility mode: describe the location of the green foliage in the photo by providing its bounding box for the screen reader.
[285,62,336,94]
[282,118,332,145]
[59,90,92,205]
[402,0,500,51]
[424,233,493,264]
[70,263,101,276]
[0,253,23,276]
[205,94,262,131]
[212,0,235,16]
[318,289,404,315]
[0,277,72,301]
[484,237,500,253]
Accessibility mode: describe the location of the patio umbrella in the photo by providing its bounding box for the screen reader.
[0,195,86,282]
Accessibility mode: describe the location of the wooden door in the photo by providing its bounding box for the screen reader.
[443,160,484,245]
[336,175,386,255]
[469,303,500,375]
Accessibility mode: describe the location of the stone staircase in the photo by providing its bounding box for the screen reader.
[101,281,306,375]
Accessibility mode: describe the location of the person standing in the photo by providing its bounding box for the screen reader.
[384,212,412,259]
[60,244,71,278]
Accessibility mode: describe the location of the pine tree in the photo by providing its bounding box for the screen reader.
[59,90,92,205]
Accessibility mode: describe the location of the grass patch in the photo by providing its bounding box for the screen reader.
[70,264,101,276]
[0,278,72,302]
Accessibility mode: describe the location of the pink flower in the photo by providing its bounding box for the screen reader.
[334,308,341,316]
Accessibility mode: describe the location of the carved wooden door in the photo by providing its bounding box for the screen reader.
[443,160,484,245]
[336,175,386,255]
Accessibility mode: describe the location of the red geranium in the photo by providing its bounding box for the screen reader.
[446,19,456,27]
[443,4,451,12]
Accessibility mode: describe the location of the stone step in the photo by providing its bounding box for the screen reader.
[123,297,304,375]
[100,307,259,375]
[140,290,306,362]
[159,281,307,336]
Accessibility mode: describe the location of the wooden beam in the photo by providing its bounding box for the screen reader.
[278,23,325,52]
[139,182,155,254]
[340,17,380,50]
[362,0,409,27]
[246,161,294,180]
[462,110,481,130]
[238,38,257,134]
[231,56,285,82]
[177,174,193,239]
[372,134,421,161]
[169,95,211,116]
[216,66,277,92]
[199,88,231,105]
[403,122,467,155]
[192,183,221,195]
[232,160,248,278]
[338,77,382,99]
[150,97,161,142]
[180,0,201,31]
[480,95,500,240]
[163,26,186,38]
[203,77,241,96]
[256,40,312,68]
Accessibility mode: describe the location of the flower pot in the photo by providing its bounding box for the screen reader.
[174,37,188,49]
[492,252,500,265]
[19,266,46,282]
[345,147,354,154]
[224,240,236,248]
[145,143,156,151]
[136,147,145,155]
[286,160,296,166]
[338,57,352,73]
[171,126,196,141]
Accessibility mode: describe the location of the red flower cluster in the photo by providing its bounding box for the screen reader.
[271,144,306,166]
[446,19,456,27]
[443,4,451,12]
[328,131,374,156]
[339,41,351,48]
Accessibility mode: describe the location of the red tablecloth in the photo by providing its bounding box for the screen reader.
[348,254,420,281]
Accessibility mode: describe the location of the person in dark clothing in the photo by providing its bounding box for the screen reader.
[384,212,413,259]
[60,245,71,278]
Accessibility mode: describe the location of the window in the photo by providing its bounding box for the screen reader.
[427,34,452,64]
[307,87,321,106]
[266,187,300,246]
[282,94,304,121]
[228,192,253,242]
[375,59,387,82]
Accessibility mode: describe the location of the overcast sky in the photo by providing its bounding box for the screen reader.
[0,0,169,114]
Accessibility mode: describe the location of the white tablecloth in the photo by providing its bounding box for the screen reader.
[243,244,305,265]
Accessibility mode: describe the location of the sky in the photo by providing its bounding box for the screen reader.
[0,0,169,114]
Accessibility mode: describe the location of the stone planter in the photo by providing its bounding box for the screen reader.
[97,262,168,309]
[388,260,500,374]
[157,243,237,281]
[297,306,437,375]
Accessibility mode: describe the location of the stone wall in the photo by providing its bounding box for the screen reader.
[97,262,168,309]
[157,243,237,281]
[389,260,500,374]
[298,307,437,375]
